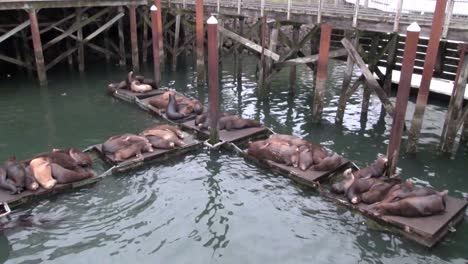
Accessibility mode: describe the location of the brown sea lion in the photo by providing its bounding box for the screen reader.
[29,157,56,189]
[0,166,17,194]
[142,124,184,139]
[247,140,299,166]
[350,156,388,179]
[52,148,92,168]
[34,152,80,171]
[166,94,187,120]
[346,176,380,204]
[218,116,262,131]
[130,80,152,93]
[331,169,355,194]
[102,134,153,161]
[361,178,400,204]
[24,166,39,191]
[3,157,26,192]
[50,163,94,184]
[146,135,175,149]
[311,153,343,171]
[372,191,448,217]
[141,129,185,147]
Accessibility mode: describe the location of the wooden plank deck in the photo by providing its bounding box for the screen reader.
[0,0,147,10]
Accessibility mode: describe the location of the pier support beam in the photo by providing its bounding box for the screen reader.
[76,8,85,72]
[172,14,181,71]
[118,6,126,66]
[439,45,468,152]
[196,0,205,86]
[151,5,161,86]
[154,0,164,63]
[407,0,448,153]
[387,23,420,176]
[362,34,379,115]
[383,33,398,95]
[28,8,47,86]
[258,16,267,97]
[142,6,149,63]
[312,23,331,122]
[207,16,220,144]
[289,24,300,95]
[129,4,139,72]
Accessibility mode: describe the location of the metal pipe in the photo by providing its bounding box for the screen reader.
[207,16,220,144]
[387,22,420,175]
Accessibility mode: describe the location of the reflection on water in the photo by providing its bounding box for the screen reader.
[0,54,466,263]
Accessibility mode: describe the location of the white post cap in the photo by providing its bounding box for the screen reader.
[150,5,158,11]
[407,22,421,32]
[207,16,218,24]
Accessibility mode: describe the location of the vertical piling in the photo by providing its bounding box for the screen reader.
[129,4,139,72]
[142,6,149,63]
[76,8,85,72]
[150,5,161,86]
[118,6,126,67]
[440,46,468,152]
[258,16,267,96]
[196,0,205,86]
[383,33,398,95]
[154,0,164,62]
[407,0,448,153]
[289,24,300,95]
[312,23,332,122]
[27,8,47,85]
[236,17,244,88]
[207,16,220,144]
[387,22,420,175]
[173,14,181,71]
[362,34,379,115]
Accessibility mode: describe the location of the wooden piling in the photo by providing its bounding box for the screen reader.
[312,23,332,122]
[118,6,126,67]
[236,17,244,88]
[150,5,161,86]
[258,16,267,97]
[173,14,181,71]
[129,4,139,72]
[207,16,220,144]
[407,0,448,153]
[383,33,398,95]
[142,6,149,63]
[196,0,205,86]
[76,8,85,72]
[387,22,420,175]
[440,45,468,152]
[27,8,47,85]
[264,23,279,94]
[154,0,164,62]
[289,24,300,95]
[335,30,358,124]
[362,34,379,115]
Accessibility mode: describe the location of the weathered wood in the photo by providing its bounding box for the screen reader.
[440,50,468,152]
[20,30,33,75]
[383,33,398,94]
[46,47,78,71]
[362,34,379,115]
[142,7,148,63]
[263,24,279,94]
[393,0,403,32]
[43,7,111,50]
[258,16,267,94]
[172,14,181,71]
[317,0,324,24]
[0,53,33,70]
[442,0,455,38]
[352,0,359,28]
[28,8,46,85]
[129,4,139,72]
[336,30,358,124]
[289,25,300,95]
[0,20,30,44]
[118,6,126,66]
[76,8,85,72]
[196,0,204,85]
[207,16,220,144]
[341,38,395,117]
[279,48,347,66]
[219,26,280,61]
[312,23,332,122]
[236,17,244,87]
[407,0,448,153]
[85,12,124,42]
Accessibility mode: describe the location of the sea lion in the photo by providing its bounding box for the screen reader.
[380,184,437,204]
[113,140,153,161]
[130,80,152,93]
[0,166,17,194]
[268,134,309,147]
[346,176,380,204]
[360,178,400,204]
[311,153,343,171]
[149,97,169,110]
[372,191,448,217]
[34,152,80,171]
[141,129,185,147]
[331,169,355,194]
[50,163,93,184]
[29,157,56,189]
[247,140,299,166]
[166,94,187,120]
[4,157,26,192]
[102,134,153,161]
[142,124,184,139]
[146,135,175,149]
[24,166,39,191]
[134,75,158,89]
[52,148,92,168]
[349,156,388,179]
[218,116,262,130]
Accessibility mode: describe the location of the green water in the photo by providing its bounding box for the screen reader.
[0,55,466,263]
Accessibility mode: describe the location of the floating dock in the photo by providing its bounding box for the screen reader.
[135,94,198,123]
[110,88,166,103]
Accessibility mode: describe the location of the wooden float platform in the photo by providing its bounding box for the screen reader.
[0,151,108,209]
[321,190,468,248]
[135,94,198,123]
[181,119,269,144]
[225,140,350,188]
[91,133,201,172]
[111,88,166,103]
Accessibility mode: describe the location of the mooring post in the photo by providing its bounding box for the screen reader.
[142,6,149,63]
[196,0,205,86]
[207,16,220,144]
[150,5,161,86]
[129,4,139,72]
[386,22,420,176]
[383,33,398,95]
[289,24,300,95]
[258,16,267,96]
[154,0,164,63]
[173,14,181,71]
[440,45,468,152]
[27,8,47,86]
[118,6,126,67]
[236,17,244,88]
[407,0,448,153]
[362,34,379,115]
[393,0,403,32]
[75,8,85,72]
[312,23,332,122]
